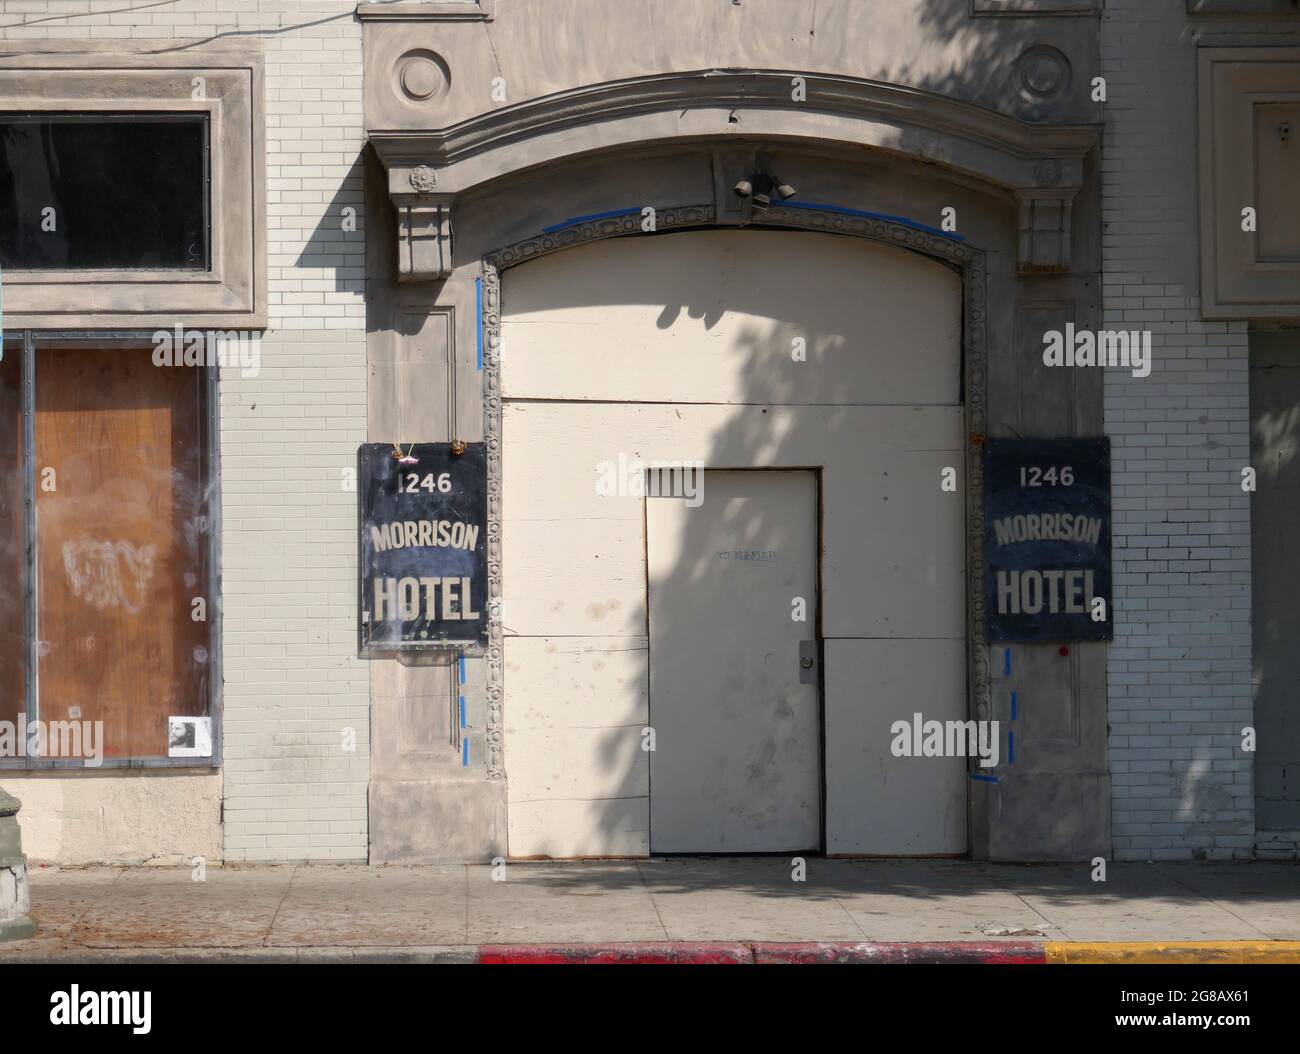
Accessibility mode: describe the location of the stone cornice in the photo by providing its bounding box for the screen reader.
[373,69,1099,279]
[370,69,1101,195]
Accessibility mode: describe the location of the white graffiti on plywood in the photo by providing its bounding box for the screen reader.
[62,539,157,614]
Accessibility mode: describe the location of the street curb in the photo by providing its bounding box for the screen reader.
[751,942,1045,964]
[0,941,1040,964]
[480,943,753,964]
[477,942,1046,964]
[1045,941,1300,964]
[0,945,478,964]
[5,940,1300,964]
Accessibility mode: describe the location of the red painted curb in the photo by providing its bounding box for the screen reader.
[477,942,1046,964]
[479,943,751,964]
[752,942,1046,964]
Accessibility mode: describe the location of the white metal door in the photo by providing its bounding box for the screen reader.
[646,469,821,852]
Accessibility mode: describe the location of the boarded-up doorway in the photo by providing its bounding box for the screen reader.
[646,469,821,852]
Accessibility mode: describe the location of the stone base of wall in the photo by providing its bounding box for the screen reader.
[5,772,221,866]
[370,778,506,863]
[1256,830,1300,861]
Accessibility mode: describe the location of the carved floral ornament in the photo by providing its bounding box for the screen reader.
[409,165,438,193]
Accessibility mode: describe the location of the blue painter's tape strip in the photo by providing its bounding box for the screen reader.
[459,694,466,729]
[970,773,999,783]
[462,738,469,766]
[775,200,966,241]
[541,207,641,234]
[1008,731,1016,764]
[1011,690,1018,722]
[1003,648,1012,677]
[458,655,466,685]
[475,277,483,371]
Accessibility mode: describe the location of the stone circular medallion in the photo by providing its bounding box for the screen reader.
[396,48,450,103]
[1015,45,1071,102]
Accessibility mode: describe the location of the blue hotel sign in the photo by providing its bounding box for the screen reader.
[984,438,1112,643]
[358,442,488,653]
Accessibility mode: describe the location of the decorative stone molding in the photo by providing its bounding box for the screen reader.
[479,263,503,779]
[370,70,1099,198]
[1015,45,1073,103]
[396,194,453,281]
[409,164,438,193]
[479,205,991,783]
[395,50,450,105]
[1016,188,1074,272]
[370,70,1097,276]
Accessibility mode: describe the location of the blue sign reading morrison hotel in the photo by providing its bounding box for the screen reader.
[984,438,1112,643]
[358,442,488,652]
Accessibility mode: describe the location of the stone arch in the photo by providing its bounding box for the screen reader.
[371,69,1097,281]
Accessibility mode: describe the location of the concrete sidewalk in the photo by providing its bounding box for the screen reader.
[2,858,1298,962]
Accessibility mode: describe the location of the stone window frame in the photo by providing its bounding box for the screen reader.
[1199,46,1300,319]
[0,42,266,330]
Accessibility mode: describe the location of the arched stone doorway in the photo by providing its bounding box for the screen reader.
[490,223,975,856]
[363,55,1105,863]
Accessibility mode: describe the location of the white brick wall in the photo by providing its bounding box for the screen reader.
[4,1,371,861]
[1102,0,1255,861]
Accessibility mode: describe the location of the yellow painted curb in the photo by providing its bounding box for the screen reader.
[1046,941,1300,964]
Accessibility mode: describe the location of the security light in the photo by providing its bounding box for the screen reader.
[739,170,796,213]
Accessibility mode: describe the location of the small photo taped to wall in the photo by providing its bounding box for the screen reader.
[168,716,213,759]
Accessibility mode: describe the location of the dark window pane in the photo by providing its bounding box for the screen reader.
[0,115,208,270]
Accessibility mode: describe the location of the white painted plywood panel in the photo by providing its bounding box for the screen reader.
[824,638,968,855]
[820,412,966,639]
[502,401,964,639]
[506,726,649,803]
[508,798,649,859]
[503,636,649,729]
[501,230,961,406]
[501,402,648,637]
[504,636,648,802]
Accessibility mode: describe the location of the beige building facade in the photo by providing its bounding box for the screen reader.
[1,0,1297,866]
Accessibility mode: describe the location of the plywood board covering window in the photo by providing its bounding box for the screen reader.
[34,347,212,759]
